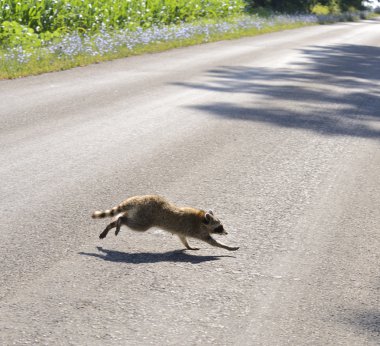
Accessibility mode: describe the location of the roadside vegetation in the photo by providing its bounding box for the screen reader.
[0,0,376,79]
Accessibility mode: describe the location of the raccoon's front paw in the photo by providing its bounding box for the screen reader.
[99,230,108,239]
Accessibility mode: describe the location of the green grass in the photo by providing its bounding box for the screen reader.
[0,15,319,79]
[0,0,243,78]
[0,0,374,79]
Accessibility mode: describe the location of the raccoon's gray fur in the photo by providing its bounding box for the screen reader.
[92,195,239,251]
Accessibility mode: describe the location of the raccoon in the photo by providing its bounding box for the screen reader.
[92,195,239,251]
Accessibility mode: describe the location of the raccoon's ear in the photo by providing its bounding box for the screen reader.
[208,210,214,215]
[203,212,213,224]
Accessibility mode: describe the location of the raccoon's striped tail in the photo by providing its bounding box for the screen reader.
[92,205,124,219]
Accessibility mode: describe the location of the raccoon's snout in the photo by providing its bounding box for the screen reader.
[214,225,228,235]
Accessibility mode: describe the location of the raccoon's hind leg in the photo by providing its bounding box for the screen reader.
[99,221,117,239]
[115,216,128,236]
[178,235,200,251]
[203,235,239,251]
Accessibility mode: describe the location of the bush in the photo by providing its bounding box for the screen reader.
[0,21,41,48]
[328,0,341,14]
[0,0,246,36]
[311,4,330,15]
[311,1,341,16]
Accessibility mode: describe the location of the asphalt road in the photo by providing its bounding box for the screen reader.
[1,19,379,345]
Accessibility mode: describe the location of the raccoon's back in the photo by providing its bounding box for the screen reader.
[91,195,171,219]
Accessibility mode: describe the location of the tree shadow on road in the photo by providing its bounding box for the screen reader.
[79,246,233,264]
[341,308,380,338]
[174,44,380,139]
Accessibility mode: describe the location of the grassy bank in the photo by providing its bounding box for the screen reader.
[0,8,374,79]
[0,14,317,79]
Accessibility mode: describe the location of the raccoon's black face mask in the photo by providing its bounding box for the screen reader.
[203,210,228,235]
[212,224,228,235]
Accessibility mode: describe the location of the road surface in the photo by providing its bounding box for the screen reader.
[1,18,379,345]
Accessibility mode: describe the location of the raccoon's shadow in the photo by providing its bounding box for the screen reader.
[79,246,233,264]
